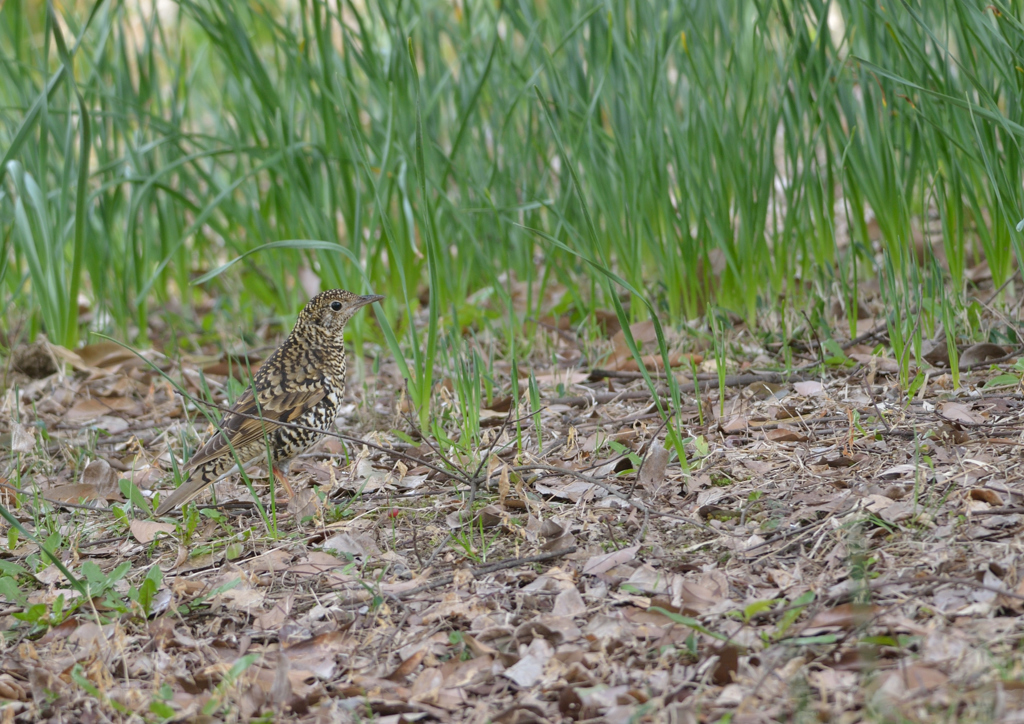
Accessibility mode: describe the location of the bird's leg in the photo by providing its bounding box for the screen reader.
[271,466,295,501]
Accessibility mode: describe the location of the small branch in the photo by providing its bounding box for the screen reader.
[0,480,108,512]
[338,546,578,607]
[510,462,701,528]
[547,372,808,406]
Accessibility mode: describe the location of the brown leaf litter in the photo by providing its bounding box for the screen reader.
[1,321,1024,722]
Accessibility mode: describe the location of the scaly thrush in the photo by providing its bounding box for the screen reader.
[156,289,382,515]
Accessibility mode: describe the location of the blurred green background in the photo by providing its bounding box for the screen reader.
[1,0,1022,369]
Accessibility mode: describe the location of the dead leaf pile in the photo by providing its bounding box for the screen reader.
[1,302,1024,723]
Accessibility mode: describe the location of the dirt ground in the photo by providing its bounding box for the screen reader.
[1,311,1024,723]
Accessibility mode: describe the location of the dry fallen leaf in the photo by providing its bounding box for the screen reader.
[501,638,554,688]
[130,520,176,544]
[711,644,740,686]
[638,443,669,495]
[8,424,36,453]
[215,579,266,613]
[802,603,879,633]
[958,342,1008,368]
[720,415,751,434]
[938,401,983,425]
[46,483,119,504]
[968,488,1003,506]
[792,380,825,396]
[254,594,294,632]
[848,353,901,372]
[76,342,140,370]
[80,459,120,494]
[64,397,137,423]
[766,427,808,443]
[873,664,948,703]
[387,648,426,682]
[282,630,354,680]
[552,587,587,617]
[583,545,640,576]
[288,488,319,521]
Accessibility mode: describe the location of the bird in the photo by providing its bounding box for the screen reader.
[155,289,383,516]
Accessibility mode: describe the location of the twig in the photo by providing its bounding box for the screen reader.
[841,323,888,350]
[410,523,425,570]
[547,372,809,406]
[572,405,662,429]
[472,547,577,576]
[463,399,525,522]
[422,533,454,570]
[398,380,466,480]
[510,462,701,528]
[839,271,1018,354]
[340,546,578,607]
[969,506,1024,516]
[750,573,1024,625]
[959,346,1023,371]
[982,268,1022,306]
[629,415,671,496]
[0,480,108,512]
[589,369,658,380]
[527,317,578,344]
[862,376,892,434]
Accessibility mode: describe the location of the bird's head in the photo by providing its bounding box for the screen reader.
[296,289,383,338]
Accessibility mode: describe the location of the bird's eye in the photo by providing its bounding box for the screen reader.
[330,301,342,311]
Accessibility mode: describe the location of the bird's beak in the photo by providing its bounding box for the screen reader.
[357,294,384,307]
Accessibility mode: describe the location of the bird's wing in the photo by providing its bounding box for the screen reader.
[185,384,327,471]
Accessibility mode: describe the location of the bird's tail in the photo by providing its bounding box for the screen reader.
[154,468,217,516]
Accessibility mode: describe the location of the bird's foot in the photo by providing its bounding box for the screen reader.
[271,466,295,503]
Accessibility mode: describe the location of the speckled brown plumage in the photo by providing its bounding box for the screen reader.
[156,289,382,516]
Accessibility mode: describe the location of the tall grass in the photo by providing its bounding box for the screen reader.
[1,0,1022,379]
